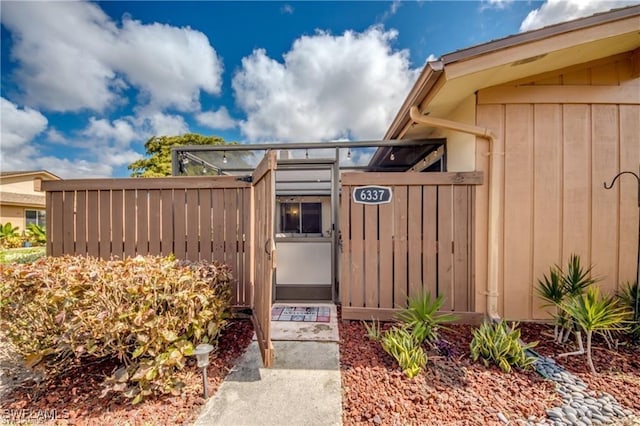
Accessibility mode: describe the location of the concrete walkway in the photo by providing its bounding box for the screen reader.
[195,305,342,426]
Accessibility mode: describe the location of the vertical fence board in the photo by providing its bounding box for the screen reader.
[75,191,87,255]
[364,204,379,307]
[199,189,212,262]
[350,201,364,308]
[340,189,352,307]
[99,191,111,259]
[407,186,423,299]
[437,186,454,310]
[63,191,75,254]
[87,191,99,257]
[453,186,469,311]
[135,190,148,256]
[393,186,408,307]
[160,190,173,256]
[123,190,137,257]
[378,201,393,308]
[186,189,200,261]
[173,190,186,259]
[51,192,63,256]
[212,189,225,262]
[422,186,438,297]
[242,188,252,306]
[224,189,239,298]
[111,190,124,258]
[148,190,161,256]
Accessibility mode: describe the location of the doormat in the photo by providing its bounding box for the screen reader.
[271,306,331,323]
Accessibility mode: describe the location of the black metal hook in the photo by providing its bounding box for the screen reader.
[604,170,640,207]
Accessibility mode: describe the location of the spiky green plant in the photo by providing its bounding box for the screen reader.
[394,291,457,344]
[362,319,382,342]
[563,254,598,297]
[561,287,630,374]
[617,281,640,341]
[470,320,537,373]
[537,267,566,341]
[380,326,427,378]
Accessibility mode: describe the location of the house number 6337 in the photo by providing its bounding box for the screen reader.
[352,186,393,205]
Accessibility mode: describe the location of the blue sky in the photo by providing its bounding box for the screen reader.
[2,0,637,178]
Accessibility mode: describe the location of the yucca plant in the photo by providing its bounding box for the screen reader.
[617,281,640,340]
[536,254,599,345]
[380,326,427,378]
[537,267,565,342]
[394,290,457,344]
[561,287,630,374]
[470,320,537,373]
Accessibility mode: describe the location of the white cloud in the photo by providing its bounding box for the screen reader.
[1,1,222,113]
[196,107,237,130]
[232,26,418,142]
[82,117,138,146]
[135,111,190,136]
[281,4,294,15]
[0,97,48,150]
[520,0,640,32]
[380,0,402,21]
[482,0,514,10]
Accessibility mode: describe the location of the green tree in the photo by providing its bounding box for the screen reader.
[128,134,228,177]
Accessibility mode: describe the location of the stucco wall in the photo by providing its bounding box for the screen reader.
[427,95,476,172]
[0,205,27,230]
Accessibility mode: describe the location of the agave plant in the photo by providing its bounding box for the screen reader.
[380,326,427,378]
[470,320,537,373]
[561,287,630,374]
[394,290,457,344]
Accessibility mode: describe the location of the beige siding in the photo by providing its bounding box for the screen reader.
[0,206,27,230]
[476,53,640,320]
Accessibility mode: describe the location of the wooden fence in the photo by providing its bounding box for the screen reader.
[340,172,483,321]
[40,177,253,306]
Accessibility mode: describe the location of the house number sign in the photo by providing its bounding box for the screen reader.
[352,186,393,205]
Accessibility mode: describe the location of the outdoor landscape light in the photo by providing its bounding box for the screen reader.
[193,343,214,398]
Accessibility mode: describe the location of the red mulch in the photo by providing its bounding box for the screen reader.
[519,323,640,412]
[339,319,560,425]
[1,319,254,425]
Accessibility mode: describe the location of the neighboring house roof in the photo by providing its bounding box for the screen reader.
[0,170,61,180]
[385,5,640,140]
[0,191,46,208]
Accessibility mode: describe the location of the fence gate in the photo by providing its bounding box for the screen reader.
[340,171,483,321]
[251,151,277,367]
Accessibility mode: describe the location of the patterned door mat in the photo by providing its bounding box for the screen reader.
[271,306,331,323]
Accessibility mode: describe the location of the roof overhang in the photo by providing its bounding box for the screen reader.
[385,5,640,140]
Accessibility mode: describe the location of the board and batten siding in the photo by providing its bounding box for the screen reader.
[475,52,640,320]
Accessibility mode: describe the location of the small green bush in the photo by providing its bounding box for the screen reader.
[470,320,537,373]
[26,223,46,246]
[394,291,457,344]
[0,255,232,403]
[380,326,427,379]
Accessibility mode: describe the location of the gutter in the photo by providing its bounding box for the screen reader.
[409,106,501,320]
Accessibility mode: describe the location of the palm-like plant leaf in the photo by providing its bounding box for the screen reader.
[394,290,457,343]
[562,254,598,297]
[537,267,564,306]
[562,287,629,332]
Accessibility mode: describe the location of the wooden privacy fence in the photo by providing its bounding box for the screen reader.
[340,172,483,321]
[40,177,253,307]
